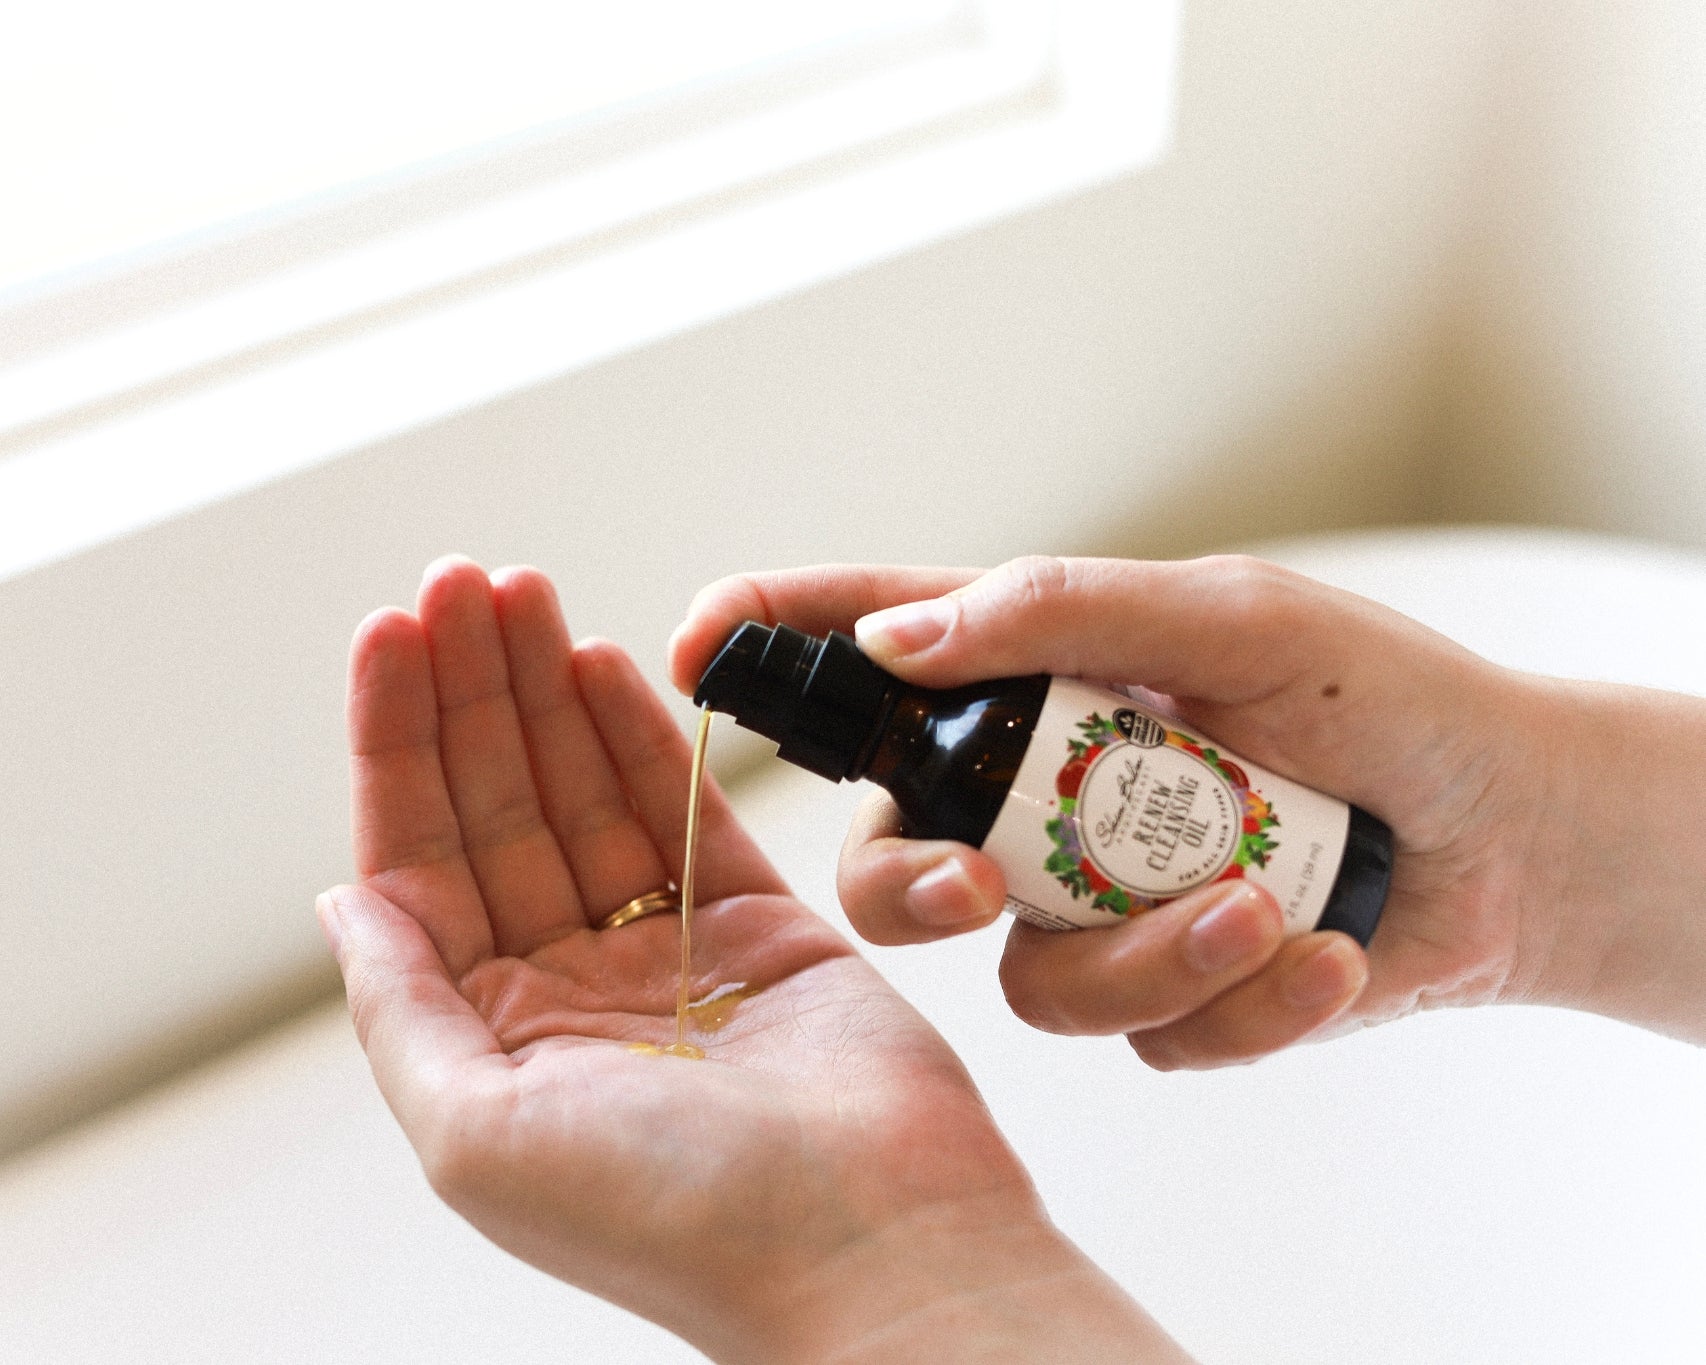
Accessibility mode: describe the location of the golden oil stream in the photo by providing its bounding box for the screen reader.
[629,705,716,1060]
[671,704,713,1056]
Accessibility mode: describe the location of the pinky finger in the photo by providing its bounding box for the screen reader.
[1127,932,1369,1071]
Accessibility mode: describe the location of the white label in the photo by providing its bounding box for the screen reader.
[982,679,1351,933]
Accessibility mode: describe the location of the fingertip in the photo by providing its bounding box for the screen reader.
[489,563,550,598]
[421,551,482,583]
[349,610,422,703]
[320,884,460,993]
[315,888,349,962]
[490,566,566,641]
[346,610,433,743]
[416,554,490,614]
[672,575,771,694]
[665,620,702,696]
[318,882,379,944]
[351,605,418,653]
[1281,933,1369,1012]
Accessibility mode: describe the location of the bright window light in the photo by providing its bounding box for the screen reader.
[0,0,944,295]
[1,0,1182,584]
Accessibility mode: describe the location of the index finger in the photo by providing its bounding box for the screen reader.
[667,563,981,694]
[349,606,495,976]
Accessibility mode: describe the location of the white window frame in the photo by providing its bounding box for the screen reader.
[0,0,1178,582]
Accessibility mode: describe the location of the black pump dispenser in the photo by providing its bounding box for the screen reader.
[694,623,897,782]
[697,621,1053,848]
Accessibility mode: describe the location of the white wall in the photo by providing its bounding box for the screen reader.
[1437,1,1706,543]
[0,0,1496,1153]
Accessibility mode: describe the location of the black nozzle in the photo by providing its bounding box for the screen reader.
[694,621,896,782]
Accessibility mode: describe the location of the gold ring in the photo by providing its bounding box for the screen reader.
[596,888,680,930]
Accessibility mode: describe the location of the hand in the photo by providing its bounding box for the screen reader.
[670,555,1706,1067]
[323,557,1184,1364]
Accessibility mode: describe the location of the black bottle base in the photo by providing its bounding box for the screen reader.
[1314,805,1394,947]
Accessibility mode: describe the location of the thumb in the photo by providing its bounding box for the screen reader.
[318,884,502,1138]
[852,554,1373,704]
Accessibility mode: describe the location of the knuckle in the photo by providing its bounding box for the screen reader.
[837,805,916,945]
[844,791,905,845]
[1196,554,1304,633]
[461,793,547,855]
[834,862,908,946]
[987,554,1073,619]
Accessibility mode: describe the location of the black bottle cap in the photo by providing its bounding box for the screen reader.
[694,622,895,782]
[1314,804,1394,947]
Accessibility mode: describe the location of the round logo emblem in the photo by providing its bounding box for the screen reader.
[1076,742,1239,896]
[1043,708,1281,919]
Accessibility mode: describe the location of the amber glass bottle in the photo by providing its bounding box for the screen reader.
[695,621,1390,944]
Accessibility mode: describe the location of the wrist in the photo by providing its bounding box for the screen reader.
[734,1193,1190,1365]
[1514,677,1706,1041]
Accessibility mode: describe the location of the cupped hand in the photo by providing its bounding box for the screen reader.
[324,558,1177,1364]
[670,555,1564,1070]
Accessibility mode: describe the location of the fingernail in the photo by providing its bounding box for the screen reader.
[1283,937,1367,1010]
[856,599,954,662]
[905,857,998,927]
[1183,885,1276,974]
[315,891,346,959]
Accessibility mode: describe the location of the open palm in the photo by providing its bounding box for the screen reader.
[324,558,1043,1360]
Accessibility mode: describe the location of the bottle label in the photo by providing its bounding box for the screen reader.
[982,679,1350,933]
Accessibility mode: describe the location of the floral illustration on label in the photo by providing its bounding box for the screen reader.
[1043,709,1280,918]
